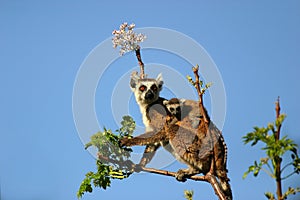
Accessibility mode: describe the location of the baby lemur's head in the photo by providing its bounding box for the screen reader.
[130,73,163,105]
[163,98,185,121]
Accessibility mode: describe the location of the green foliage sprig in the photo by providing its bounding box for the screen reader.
[242,99,300,200]
[77,116,136,198]
[186,64,212,126]
[184,190,194,200]
[186,64,212,95]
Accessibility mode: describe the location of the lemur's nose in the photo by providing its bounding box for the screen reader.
[145,91,154,100]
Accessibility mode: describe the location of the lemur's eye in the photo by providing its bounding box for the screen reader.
[139,85,147,92]
[170,108,175,112]
[151,85,158,92]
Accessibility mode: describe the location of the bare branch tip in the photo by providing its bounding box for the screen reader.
[275,96,281,118]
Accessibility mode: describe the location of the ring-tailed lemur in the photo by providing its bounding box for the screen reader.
[126,73,232,199]
[129,72,172,166]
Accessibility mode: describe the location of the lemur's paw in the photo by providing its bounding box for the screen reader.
[175,169,187,182]
[119,137,132,147]
[133,164,143,173]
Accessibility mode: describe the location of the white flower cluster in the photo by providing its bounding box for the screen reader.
[112,22,146,55]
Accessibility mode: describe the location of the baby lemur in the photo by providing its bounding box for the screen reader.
[124,73,232,199]
[163,98,185,125]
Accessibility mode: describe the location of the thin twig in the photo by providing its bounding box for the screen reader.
[261,167,275,178]
[281,171,298,180]
[281,162,293,173]
[192,65,210,125]
[135,46,145,79]
[275,96,283,200]
[275,97,281,141]
[266,161,274,175]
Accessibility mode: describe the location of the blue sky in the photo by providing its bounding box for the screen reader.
[1,1,300,200]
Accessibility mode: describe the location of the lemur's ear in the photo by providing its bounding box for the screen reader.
[163,100,169,105]
[179,99,186,104]
[156,73,164,90]
[130,71,140,90]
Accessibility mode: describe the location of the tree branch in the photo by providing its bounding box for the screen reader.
[97,153,206,181]
[98,153,227,200]
[275,97,281,141]
[135,46,145,79]
[142,166,227,200]
[192,65,210,125]
[140,166,207,181]
[275,96,283,200]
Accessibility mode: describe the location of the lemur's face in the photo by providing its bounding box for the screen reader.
[130,74,163,105]
[166,104,180,115]
[163,98,185,118]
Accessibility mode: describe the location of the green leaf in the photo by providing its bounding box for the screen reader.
[275,114,286,128]
[253,168,260,177]
[242,171,249,179]
[282,187,300,199]
[77,172,95,198]
[205,82,213,88]
[264,192,275,200]
[243,163,259,179]
[184,190,194,200]
[186,75,196,86]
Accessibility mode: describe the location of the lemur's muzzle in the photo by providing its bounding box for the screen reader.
[145,90,154,100]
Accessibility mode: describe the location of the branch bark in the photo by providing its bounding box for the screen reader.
[275,97,283,200]
[192,65,210,125]
[135,46,145,79]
